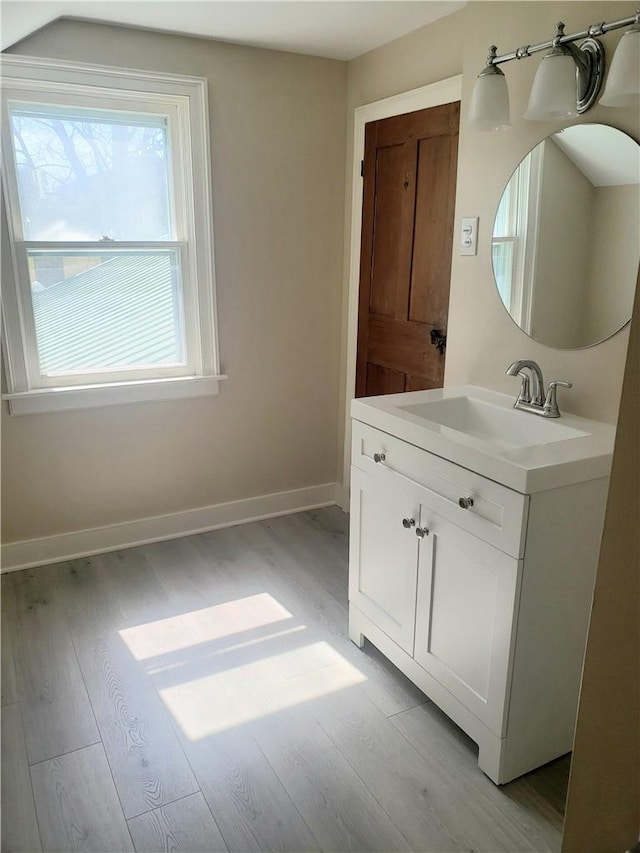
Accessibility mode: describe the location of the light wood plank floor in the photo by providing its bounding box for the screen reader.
[1,508,569,853]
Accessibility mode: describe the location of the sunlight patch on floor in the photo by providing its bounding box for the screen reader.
[144,625,308,677]
[119,592,293,660]
[159,641,366,740]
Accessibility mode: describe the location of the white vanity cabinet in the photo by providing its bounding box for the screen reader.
[413,514,520,736]
[348,415,610,784]
[349,465,421,654]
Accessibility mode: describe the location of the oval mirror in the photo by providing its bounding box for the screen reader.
[491,124,639,349]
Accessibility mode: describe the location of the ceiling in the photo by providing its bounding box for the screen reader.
[553,125,640,187]
[0,1,465,59]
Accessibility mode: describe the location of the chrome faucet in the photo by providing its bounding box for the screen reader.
[506,359,545,406]
[506,359,572,418]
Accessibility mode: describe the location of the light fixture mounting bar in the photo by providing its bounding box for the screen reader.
[490,12,639,66]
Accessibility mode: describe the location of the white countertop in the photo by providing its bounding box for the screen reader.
[351,385,616,493]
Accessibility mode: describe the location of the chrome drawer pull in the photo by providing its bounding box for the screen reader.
[373,452,386,463]
[402,517,416,529]
[415,527,430,538]
[458,496,474,510]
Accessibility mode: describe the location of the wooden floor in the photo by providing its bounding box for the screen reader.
[1,508,569,853]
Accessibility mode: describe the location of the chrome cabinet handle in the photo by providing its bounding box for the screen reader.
[415,527,430,538]
[458,497,474,510]
[402,517,416,529]
[373,452,386,463]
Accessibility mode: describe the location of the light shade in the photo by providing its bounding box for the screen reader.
[525,47,579,120]
[600,23,640,106]
[468,66,511,131]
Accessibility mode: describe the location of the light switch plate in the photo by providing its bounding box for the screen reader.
[460,216,479,256]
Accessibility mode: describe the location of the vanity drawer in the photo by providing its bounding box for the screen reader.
[352,420,529,558]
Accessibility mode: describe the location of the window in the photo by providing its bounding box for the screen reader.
[491,146,542,334]
[1,56,224,414]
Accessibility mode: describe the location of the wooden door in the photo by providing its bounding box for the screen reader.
[356,102,460,397]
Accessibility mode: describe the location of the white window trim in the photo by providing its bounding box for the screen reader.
[491,146,542,334]
[1,54,226,415]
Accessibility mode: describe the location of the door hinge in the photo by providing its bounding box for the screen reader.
[360,159,364,177]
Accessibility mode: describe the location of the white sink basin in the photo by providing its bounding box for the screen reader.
[351,385,616,493]
[398,396,588,450]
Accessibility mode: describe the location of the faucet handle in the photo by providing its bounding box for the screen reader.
[543,380,572,417]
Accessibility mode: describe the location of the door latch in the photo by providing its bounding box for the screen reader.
[430,328,447,355]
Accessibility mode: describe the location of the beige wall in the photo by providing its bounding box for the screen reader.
[443,1,635,423]
[337,9,467,496]
[562,273,640,852]
[586,183,640,342]
[343,5,639,848]
[339,2,637,501]
[532,139,592,348]
[1,20,347,543]
[2,7,639,847]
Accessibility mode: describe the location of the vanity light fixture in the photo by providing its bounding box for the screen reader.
[467,46,512,131]
[600,14,640,106]
[525,23,603,120]
[469,11,640,130]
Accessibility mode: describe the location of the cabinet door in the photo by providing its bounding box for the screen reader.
[349,466,420,654]
[414,510,520,735]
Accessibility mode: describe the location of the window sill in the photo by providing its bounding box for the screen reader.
[3,374,228,415]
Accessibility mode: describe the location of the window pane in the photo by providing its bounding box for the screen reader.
[492,241,514,308]
[29,251,186,375]
[10,104,172,241]
[493,185,512,238]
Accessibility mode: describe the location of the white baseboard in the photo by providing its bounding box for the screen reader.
[1,482,338,573]
[335,483,349,513]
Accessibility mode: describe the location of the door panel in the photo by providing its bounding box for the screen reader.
[364,363,406,396]
[348,466,419,654]
[367,316,443,388]
[356,102,460,398]
[409,134,458,325]
[414,511,520,735]
[429,535,497,700]
[369,144,414,319]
